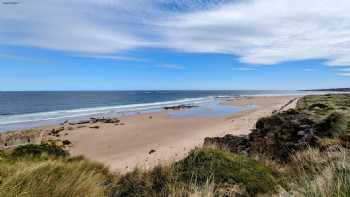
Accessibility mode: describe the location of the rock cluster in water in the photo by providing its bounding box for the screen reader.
[163,104,197,110]
[68,117,121,125]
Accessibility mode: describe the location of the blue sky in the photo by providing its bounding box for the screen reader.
[1,0,350,90]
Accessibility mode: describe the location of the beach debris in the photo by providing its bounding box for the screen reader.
[149,116,153,119]
[148,149,156,154]
[164,104,197,110]
[89,126,100,129]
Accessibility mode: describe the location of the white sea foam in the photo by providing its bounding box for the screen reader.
[0,97,212,125]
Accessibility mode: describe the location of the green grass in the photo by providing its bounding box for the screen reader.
[114,146,282,196]
[0,129,42,147]
[176,147,280,196]
[297,94,350,118]
[285,147,350,197]
[10,144,69,158]
[0,144,117,197]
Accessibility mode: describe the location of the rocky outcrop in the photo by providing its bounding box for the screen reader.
[204,109,348,162]
[248,109,318,161]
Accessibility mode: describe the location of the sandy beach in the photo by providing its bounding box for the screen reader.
[38,95,297,173]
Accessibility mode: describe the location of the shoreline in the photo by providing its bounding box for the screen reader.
[0,95,299,173]
[0,91,320,132]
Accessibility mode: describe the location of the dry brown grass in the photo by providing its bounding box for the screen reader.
[285,146,350,197]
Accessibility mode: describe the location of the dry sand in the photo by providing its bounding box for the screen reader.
[54,96,299,172]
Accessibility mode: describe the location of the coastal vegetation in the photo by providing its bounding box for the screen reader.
[1,94,350,196]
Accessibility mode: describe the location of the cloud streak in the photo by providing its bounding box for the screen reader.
[232,67,257,71]
[156,64,185,70]
[2,0,350,68]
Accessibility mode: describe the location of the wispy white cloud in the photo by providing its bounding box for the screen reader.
[232,67,257,71]
[2,0,350,68]
[337,68,350,76]
[156,64,185,69]
[160,0,350,67]
[337,72,350,77]
[303,68,317,72]
[339,68,350,72]
[78,54,144,61]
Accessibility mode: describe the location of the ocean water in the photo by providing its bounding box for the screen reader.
[0,90,300,131]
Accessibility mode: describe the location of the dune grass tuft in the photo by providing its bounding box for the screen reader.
[176,147,280,196]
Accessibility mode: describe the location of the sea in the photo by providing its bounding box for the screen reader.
[0,90,305,132]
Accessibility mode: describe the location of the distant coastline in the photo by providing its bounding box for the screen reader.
[301,87,350,92]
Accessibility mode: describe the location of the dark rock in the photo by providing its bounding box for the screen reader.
[89,126,100,129]
[104,118,120,124]
[149,149,156,154]
[77,120,90,124]
[62,140,71,146]
[90,118,99,123]
[50,127,65,135]
[164,104,197,110]
[90,117,120,124]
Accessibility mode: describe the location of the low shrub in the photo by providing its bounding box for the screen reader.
[115,168,153,197]
[316,112,348,138]
[114,166,177,197]
[11,144,68,158]
[176,147,280,196]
